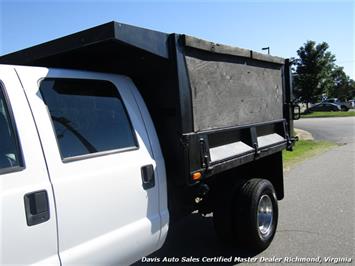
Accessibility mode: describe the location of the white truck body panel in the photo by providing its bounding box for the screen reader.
[128,82,169,244]
[0,65,169,265]
[0,66,60,265]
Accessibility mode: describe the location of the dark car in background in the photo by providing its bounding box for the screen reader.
[323,98,350,111]
[304,102,342,114]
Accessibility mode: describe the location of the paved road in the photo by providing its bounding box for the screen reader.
[135,117,355,265]
[295,117,355,144]
[255,117,355,265]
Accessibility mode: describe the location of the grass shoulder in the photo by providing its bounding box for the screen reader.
[283,140,336,170]
[301,110,355,118]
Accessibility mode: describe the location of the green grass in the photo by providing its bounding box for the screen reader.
[301,110,355,118]
[283,140,336,170]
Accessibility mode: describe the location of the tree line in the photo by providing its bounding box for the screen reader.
[292,41,354,107]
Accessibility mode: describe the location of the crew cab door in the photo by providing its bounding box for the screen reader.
[16,67,162,265]
[0,66,60,265]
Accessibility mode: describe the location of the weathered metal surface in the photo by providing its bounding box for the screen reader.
[184,35,285,65]
[0,22,170,65]
[185,51,284,132]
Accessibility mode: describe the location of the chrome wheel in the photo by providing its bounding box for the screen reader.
[257,194,273,238]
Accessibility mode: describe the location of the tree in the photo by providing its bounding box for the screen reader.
[328,66,355,100]
[349,79,355,99]
[293,41,335,107]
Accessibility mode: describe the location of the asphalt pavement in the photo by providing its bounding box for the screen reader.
[253,117,355,265]
[135,117,355,265]
[295,117,355,144]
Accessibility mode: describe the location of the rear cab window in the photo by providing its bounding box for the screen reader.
[39,78,138,161]
[0,83,23,173]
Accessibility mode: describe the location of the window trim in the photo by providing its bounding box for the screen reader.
[39,78,139,163]
[0,80,25,174]
[62,146,139,163]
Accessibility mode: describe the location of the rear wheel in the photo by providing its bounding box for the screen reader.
[213,178,278,251]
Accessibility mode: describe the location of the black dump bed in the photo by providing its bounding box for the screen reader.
[0,21,294,193]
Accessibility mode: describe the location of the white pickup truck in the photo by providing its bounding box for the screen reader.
[0,22,298,265]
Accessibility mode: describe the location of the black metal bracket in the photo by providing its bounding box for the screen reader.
[250,127,260,157]
[286,135,299,151]
[253,142,261,157]
[292,104,301,120]
[199,137,210,169]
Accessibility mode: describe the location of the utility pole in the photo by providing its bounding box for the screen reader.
[262,47,270,55]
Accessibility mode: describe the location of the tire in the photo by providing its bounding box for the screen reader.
[341,105,349,111]
[213,178,278,251]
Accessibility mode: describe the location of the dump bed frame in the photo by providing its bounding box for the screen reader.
[0,21,294,198]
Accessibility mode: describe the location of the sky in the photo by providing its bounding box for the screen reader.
[0,0,354,78]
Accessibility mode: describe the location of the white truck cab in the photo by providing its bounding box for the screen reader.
[0,65,168,265]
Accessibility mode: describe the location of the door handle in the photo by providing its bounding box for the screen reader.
[24,190,50,226]
[141,165,155,190]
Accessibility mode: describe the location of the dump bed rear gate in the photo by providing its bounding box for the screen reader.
[181,36,290,179]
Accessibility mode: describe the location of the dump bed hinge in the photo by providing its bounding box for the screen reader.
[199,137,210,170]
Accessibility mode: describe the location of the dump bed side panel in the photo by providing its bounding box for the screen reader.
[184,48,284,132]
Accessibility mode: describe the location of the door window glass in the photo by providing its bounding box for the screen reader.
[40,79,137,159]
[0,84,22,171]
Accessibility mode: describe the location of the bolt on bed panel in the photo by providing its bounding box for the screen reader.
[183,35,285,65]
[184,49,284,132]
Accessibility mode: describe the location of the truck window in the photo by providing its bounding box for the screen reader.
[40,78,137,160]
[0,83,23,172]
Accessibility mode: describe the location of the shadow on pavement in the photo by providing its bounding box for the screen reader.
[133,214,260,265]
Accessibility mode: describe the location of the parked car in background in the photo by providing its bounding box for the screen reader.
[304,102,342,113]
[322,98,350,111]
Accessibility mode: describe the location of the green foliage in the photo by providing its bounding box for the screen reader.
[328,66,355,100]
[301,111,355,118]
[293,41,335,104]
[283,140,335,169]
[293,41,355,104]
